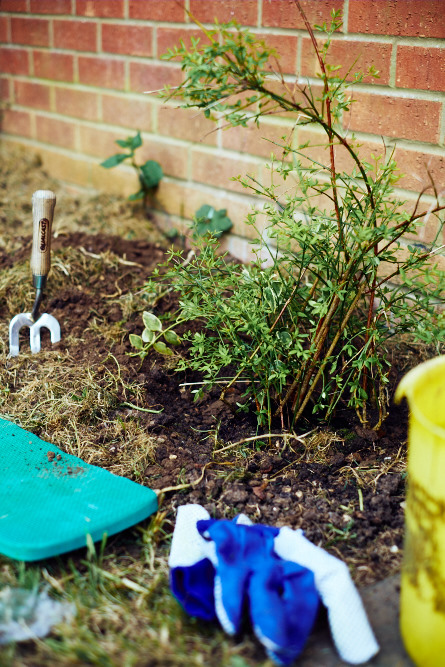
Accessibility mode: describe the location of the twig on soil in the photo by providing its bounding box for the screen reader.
[121,402,164,413]
[213,431,311,455]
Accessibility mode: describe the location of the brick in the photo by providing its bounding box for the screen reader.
[129,61,182,94]
[78,124,128,157]
[29,0,72,13]
[392,146,445,195]
[11,17,50,47]
[76,0,124,18]
[256,32,298,75]
[262,0,343,30]
[14,80,51,110]
[0,46,29,74]
[55,86,99,121]
[301,37,392,85]
[78,55,125,89]
[38,147,93,188]
[33,49,74,81]
[138,136,189,179]
[348,0,445,38]
[396,46,445,92]
[102,93,153,131]
[91,159,138,195]
[0,76,11,101]
[0,0,27,11]
[0,16,9,42]
[157,105,217,145]
[36,113,76,148]
[189,0,258,26]
[344,93,441,144]
[295,126,386,176]
[191,147,261,194]
[128,0,185,22]
[53,19,98,51]
[102,24,153,57]
[1,108,32,137]
[156,27,207,59]
[221,119,295,159]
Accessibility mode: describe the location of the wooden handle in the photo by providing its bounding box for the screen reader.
[30,190,56,278]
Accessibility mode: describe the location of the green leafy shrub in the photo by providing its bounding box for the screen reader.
[146,4,444,430]
[101,131,163,203]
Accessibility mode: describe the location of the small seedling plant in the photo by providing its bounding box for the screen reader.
[101,131,163,204]
[137,2,444,431]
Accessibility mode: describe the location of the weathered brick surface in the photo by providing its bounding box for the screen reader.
[76,0,124,19]
[78,55,125,89]
[0,0,27,12]
[33,50,74,81]
[53,19,98,51]
[0,15,8,41]
[102,93,153,132]
[0,0,444,260]
[301,38,392,85]
[129,61,182,94]
[156,27,207,59]
[191,148,262,195]
[36,114,76,149]
[128,0,185,22]
[0,108,32,136]
[0,46,29,74]
[348,0,445,38]
[262,0,343,30]
[344,93,441,144]
[157,105,217,146]
[55,87,99,121]
[396,46,445,92]
[29,0,71,14]
[189,0,258,26]
[11,17,49,46]
[102,23,153,57]
[14,79,51,110]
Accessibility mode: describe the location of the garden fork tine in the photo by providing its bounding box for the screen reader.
[9,190,61,357]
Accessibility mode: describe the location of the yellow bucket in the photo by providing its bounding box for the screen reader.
[395,355,445,666]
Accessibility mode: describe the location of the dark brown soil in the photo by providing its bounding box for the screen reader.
[0,228,414,585]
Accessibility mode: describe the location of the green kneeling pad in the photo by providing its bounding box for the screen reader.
[0,418,158,561]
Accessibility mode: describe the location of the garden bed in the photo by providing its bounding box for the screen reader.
[0,145,426,665]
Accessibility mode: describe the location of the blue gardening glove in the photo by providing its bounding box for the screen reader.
[170,506,320,665]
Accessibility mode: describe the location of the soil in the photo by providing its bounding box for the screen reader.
[0,146,424,587]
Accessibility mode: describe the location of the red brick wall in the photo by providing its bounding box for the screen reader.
[0,0,444,258]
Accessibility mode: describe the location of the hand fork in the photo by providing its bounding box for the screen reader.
[9,190,61,357]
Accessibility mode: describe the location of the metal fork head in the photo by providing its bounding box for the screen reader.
[9,312,61,357]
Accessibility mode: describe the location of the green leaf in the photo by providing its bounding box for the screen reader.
[100,153,129,169]
[116,131,142,150]
[164,330,181,345]
[139,160,163,189]
[142,311,162,332]
[153,341,173,355]
[129,334,143,349]
[142,328,156,343]
[128,189,145,201]
[194,205,233,237]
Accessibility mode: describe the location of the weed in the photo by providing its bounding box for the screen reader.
[156,3,445,430]
[101,131,163,204]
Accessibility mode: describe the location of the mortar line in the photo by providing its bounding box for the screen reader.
[343,0,349,34]
[257,0,262,28]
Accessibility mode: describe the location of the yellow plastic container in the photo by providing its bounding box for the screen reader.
[395,355,445,666]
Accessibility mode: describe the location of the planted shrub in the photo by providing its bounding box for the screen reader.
[141,3,444,430]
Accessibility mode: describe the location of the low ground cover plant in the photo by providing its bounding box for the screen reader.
[133,3,444,431]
